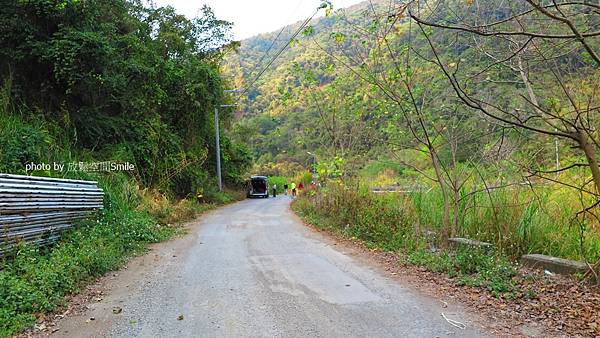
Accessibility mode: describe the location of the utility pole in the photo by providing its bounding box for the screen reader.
[307,151,317,182]
[215,106,222,192]
[215,89,240,192]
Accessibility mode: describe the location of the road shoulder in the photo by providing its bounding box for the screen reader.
[18,205,232,338]
[288,202,542,338]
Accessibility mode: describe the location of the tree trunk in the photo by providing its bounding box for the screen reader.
[578,131,600,195]
[518,56,560,171]
[430,148,451,247]
[451,137,460,238]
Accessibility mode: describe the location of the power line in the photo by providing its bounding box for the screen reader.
[244,0,305,82]
[239,9,319,98]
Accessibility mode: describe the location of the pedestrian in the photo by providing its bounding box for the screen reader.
[284,183,288,195]
[291,182,296,197]
[272,183,277,198]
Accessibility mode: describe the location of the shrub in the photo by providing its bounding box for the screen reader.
[0,115,52,174]
[267,175,289,194]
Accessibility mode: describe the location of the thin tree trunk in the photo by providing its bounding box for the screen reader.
[578,131,600,194]
[430,148,451,247]
[518,56,560,171]
[452,185,459,238]
[451,136,460,237]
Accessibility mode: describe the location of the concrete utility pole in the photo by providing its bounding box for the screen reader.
[307,151,317,182]
[215,106,222,192]
[215,89,240,192]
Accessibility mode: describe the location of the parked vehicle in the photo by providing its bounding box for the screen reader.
[246,176,269,198]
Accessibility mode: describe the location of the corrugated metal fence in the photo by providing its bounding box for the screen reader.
[0,173,104,256]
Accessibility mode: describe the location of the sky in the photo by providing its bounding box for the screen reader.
[154,0,365,40]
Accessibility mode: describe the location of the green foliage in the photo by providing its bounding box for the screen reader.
[0,114,52,174]
[407,250,454,273]
[295,171,313,186]
[360,160,403,179]
[220,135,253,186]
[267,175,289,193]
[316,157,345,180]
[408,249,517,297]
[0,0,250,194]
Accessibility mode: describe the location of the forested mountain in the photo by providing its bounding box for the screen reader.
[225,0,599,183]
[224,1,382,175]
[227,0,600,261]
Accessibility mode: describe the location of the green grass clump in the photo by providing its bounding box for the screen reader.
[408,249,517,297]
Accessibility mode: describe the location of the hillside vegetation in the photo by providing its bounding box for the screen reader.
[226,0,600,265]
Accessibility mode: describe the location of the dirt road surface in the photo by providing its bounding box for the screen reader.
[51,197,491,338]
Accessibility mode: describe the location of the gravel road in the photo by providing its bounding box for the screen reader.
[52,197,490,338]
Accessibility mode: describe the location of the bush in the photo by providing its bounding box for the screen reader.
[292,184,418,250]
[267,175,289,194]
[0,114,52,174]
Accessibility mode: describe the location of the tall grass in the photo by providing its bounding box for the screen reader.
[415,185,600,261]
[295,182,600,262]
[296,184,421,251]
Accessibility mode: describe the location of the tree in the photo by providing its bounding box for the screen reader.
[309,1,505,246]
[410,0,600,218]
[0,0,250,194]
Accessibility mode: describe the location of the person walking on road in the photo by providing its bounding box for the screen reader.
[284,183,289,195]
[272,183,277,198]
[291,182,296,197]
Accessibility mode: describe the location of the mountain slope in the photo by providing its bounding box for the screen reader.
[224,0,598,179]
[224,1,387,174]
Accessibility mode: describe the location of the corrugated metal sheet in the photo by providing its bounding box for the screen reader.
[0,173,104,256]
